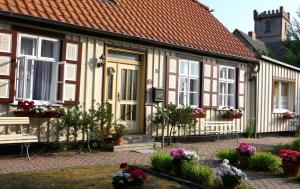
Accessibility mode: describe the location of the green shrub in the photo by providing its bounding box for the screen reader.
[217,149,238,165]
[151,152,173,173]
[245,119,255,138]
[181,161,213,186]
[249,153,282,173]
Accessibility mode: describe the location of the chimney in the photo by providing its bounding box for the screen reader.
[248,31,256,40]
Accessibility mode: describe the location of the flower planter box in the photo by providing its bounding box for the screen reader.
[282,160,300,177]
[193,114,206,119]
[13,111,61,118]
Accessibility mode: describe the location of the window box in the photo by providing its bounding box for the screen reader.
[281,112,296,120]
[191,108,206,118]
[218,108,243,119]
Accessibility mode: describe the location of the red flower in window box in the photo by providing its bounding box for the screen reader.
[282,112,295,120]
[219,108,243,119]
[191,108,206,118]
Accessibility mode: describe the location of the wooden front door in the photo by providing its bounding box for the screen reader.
[105,61,142,133]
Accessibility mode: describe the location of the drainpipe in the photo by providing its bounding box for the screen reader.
[249,61,260,138]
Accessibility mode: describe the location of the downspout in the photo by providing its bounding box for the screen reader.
[249,60,260,138]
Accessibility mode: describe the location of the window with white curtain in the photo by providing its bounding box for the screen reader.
[178,59,199,107]
[16,34,60,104]
[273,80,295,112]
[219,66,236,108]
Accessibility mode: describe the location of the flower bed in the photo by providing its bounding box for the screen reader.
[151,149,213,187]
[13,100,62,118]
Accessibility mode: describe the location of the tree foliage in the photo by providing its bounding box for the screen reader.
[283,8,300,66]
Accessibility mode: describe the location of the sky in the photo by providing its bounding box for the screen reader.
[201,0,299,33]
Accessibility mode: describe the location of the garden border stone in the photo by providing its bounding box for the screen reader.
[130,165,213,189]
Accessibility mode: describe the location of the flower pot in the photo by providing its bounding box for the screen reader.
[282,160,300,177]
[221,175,240,189]
[113,136,124,145]
[172,159,182,177]
[238,155,250,167]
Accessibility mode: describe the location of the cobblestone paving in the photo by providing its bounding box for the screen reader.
[0,137,299,188]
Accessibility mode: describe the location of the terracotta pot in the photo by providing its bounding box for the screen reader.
[282,160,300,177]
[238,155,250,167]
[113,136,124,145]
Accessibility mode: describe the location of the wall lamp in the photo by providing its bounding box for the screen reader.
[97,54,106,68]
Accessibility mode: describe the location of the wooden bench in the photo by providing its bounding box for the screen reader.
[0,117,38,160]
[201,120,241,143]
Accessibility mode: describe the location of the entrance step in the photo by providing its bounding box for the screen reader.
[123,134,154,144]
[113,142,161,152]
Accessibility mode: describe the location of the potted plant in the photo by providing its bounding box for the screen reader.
[282,112,295,120]
[113,124,128,145]
[13,100,35,117]
[112,163,147,189]
[216,159,247,189]
[279,149,300,176]
[191,107,207,119]
[236,143,256,167]
[219,108,243,120]
[170,148,199,176]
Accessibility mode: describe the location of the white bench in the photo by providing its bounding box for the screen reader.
[0,117,38,160]
[202,120,241,143]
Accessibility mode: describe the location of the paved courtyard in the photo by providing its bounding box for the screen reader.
[0,137,299,188]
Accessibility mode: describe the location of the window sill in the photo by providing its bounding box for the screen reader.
[273,110,294,114]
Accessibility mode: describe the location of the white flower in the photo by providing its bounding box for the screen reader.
[185,151,200,161]
[223,159,229,164]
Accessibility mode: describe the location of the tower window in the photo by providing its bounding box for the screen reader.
[265,21,271,33]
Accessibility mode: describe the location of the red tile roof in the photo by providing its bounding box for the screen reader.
[0,0,256,61]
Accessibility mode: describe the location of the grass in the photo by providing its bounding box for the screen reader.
[0,165,197,189]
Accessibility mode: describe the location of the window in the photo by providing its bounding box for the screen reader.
[273,80,295,112]
[16,34,60,104]
[178,59,199,107]
[265,21,271,33]
[219,66,236,108]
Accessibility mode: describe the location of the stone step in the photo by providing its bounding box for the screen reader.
[113,142,161,152]
[123,134,154,144]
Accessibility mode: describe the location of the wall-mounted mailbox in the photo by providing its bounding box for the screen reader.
[152,87,165,103]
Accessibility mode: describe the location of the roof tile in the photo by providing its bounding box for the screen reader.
[0,0,256,60]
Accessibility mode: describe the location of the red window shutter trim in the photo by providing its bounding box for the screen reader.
[0,29,17,103]
[61,39,82,105]
[165,56,179,106]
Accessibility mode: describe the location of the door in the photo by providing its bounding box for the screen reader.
[106,62,142,133]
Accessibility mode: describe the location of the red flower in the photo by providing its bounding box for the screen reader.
[129,168,147,181]
[120,163,128,169]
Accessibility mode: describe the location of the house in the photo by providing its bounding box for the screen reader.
[0,0,257,143]
[234,7,299,135]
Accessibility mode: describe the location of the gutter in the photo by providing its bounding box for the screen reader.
[260,55,300,72]
[0,11,259,64]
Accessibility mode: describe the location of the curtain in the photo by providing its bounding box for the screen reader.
[33,61,52,101]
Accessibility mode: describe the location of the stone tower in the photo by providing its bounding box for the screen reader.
[254,6,290,44]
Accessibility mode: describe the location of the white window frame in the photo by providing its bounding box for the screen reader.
[15,33,61,105]
[218,66,236,109]
[273,80,294,113]
[178,59,199,107]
